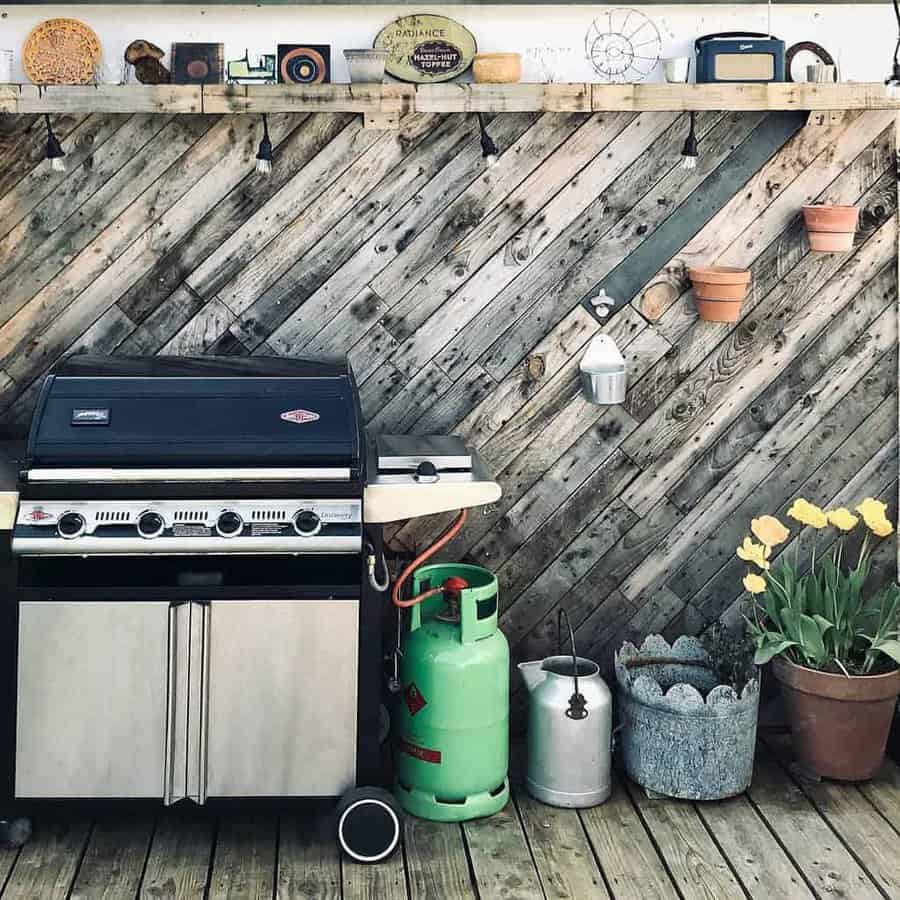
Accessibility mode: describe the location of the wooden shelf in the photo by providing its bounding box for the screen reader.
[2,82,899,116]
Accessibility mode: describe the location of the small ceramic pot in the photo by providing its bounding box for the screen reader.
[664,57,690,83]
[473,53,522,84]
[802,204,859,252]
[344,49,389,84]
[688,266,752,322]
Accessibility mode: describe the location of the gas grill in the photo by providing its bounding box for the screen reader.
[6,355,500,816]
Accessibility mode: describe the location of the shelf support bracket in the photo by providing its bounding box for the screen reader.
[363,112,400,130]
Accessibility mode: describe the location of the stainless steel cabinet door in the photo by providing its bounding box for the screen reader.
[16,600,170,798]
[204,599,359,798]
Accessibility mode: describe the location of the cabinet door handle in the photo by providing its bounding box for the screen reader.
[164,604,178,805]
[198,602,211,805]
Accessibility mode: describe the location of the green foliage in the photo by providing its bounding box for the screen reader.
[746,539,900,675]
[700,621,757,692]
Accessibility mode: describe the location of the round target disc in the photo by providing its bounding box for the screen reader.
[280,47,326,84]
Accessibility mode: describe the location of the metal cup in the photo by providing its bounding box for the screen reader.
[807,63,837,83]
[0,50,13,84]
[664,57,690,83]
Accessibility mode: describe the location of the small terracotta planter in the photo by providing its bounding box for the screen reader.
[802,204,859,253]
[773,656,900,781]
[688,266,751,323]
[473,53,522,84]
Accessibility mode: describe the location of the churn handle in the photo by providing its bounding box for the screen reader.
[557,608,588,720]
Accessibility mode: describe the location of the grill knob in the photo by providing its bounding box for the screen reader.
[58,512,86,540]
[293,510,322,537]
[137,511,165,539]
[216,511,243,538]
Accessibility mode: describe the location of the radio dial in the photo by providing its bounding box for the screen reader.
[137,511,165,539]
[216,511,244,538]
[57,512,86,540]
[293,510,322,537]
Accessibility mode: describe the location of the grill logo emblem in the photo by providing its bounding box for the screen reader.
[26,508,53,522]
[280,409,320,425]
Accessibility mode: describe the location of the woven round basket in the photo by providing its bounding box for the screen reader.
[23,18,102,85]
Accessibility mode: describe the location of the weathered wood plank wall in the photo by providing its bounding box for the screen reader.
[0,110,896,718]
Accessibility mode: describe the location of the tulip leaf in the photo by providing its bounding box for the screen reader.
[798,613,826,663]
[754,640,796,665]
[873,639,900,666]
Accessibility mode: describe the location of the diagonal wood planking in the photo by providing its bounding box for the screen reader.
[0,109,896,728]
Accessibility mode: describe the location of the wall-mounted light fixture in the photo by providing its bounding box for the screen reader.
[43,114,66,172]
[255,113,274,175]
[476,113,499,168]
[680,111,698,170]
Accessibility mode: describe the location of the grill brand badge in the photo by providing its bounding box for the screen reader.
[280,409,320,425]
[25,508,53,522]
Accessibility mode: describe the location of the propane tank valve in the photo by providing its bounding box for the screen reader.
[436,575,469,623]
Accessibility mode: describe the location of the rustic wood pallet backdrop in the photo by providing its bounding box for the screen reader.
[0,108,896,724]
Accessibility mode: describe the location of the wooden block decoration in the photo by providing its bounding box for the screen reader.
[277,45,330,84]
[171,43,223,85]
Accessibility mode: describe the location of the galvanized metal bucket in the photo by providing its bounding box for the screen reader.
[615,635,759,801]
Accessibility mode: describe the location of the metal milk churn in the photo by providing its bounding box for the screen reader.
[518,610,612,808]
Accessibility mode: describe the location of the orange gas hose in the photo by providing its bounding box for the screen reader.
[391,509,468,608]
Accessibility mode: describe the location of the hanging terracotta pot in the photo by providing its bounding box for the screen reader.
[802,204,859,252]
[688,266,751,323]
[772,657,900,780]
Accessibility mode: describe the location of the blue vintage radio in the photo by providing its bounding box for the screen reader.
[694,32,786,83]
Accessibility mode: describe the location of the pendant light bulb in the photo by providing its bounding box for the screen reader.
[887,0,900,99]
[44,114,66,173]
[477,112,499,169]
[255,113,274,175]
[680,111,699,171]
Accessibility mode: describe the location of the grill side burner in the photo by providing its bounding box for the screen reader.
[8,356,382,804]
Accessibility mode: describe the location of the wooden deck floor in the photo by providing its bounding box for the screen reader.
[1,736,899,899]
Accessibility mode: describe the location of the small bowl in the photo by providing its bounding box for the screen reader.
[473,53,521,84]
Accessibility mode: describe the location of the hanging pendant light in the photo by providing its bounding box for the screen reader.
[680,111,699,170]
[255,113,274,175]
[886,0,900,97]
[476,113,499,168]
[43,114,66,172]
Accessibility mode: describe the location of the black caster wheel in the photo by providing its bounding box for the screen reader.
[0,816,31,849]
[336,786,402,863]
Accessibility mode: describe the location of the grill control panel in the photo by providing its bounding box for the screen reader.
[13,499,362,556]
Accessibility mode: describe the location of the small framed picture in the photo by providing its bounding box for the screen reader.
[277,44,331,84]
[171,42,224,85]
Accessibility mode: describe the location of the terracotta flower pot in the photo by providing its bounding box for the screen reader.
[772,656,900,781]
[687,266,751,323]
[473,53,522,84]
[802,204,859,253]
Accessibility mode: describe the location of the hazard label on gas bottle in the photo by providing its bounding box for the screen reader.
[404,682,427,716]
[398,738,442,764]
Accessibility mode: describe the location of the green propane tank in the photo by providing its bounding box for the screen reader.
[394,563,509,822]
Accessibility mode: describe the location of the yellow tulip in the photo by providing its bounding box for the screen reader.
[826,507,859,532]
[870,518,894,538]
[751,515,790,547]
[743,572,767,595]
[856,498,892,531]
[736,536,770,570]
[787,498,828,529]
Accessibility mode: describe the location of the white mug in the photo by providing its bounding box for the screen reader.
[664,57,690,83]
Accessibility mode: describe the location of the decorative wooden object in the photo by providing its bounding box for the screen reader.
[472,53,521,84]
[22,18,101,85]
[124,40,170,85]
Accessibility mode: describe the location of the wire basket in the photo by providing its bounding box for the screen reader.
[23,18,102,85]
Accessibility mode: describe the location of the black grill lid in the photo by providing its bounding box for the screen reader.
[26,356,363,470]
